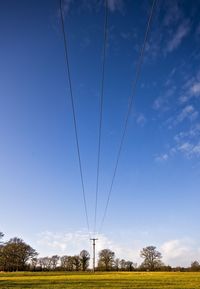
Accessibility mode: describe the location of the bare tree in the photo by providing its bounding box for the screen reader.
[46,257,52,270]
[66,256,74,271]
[120,259,126,271]
[30,257,38,271]
[80,250,90,271]
[73,255,81,271]
[60,256,74,271]
[38,257,51,270]
[51,255,60,270]
[114,258,120,271]
[140,246,163,271]
[98,249,115,271]
[125,261,135,271]
[38,257,44,269]
[60,255,68,270]
[191,261,200,271]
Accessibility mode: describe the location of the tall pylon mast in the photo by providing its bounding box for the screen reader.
[90,238,98,272]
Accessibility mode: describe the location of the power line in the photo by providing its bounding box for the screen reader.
[59,0,90,236]
[98,0,158,233]
[94,0,108,236]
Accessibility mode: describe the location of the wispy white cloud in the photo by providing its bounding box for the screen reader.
[161,238,200,267]
[176,105,198,123]
[152,69,177,111]
[153,86,176,111]
[163,1,183,27]
[107,0,124,13]
[166,124,200,159]
[179,78,200,103]
[166,21,191,52]
[174,124,200,141]
[164,68,176,87]
[120,29,138,42]
[177,141,200,158]
[145,0,184,60]
[37,231,200,267]
[136,114,146,126]
[153,97,163,110]
[37,230,138,263]
[155,153,169,162]
[190,82,200,96]
[156,120,200,161]
[37,231,89,254]
[165,105,199,128]
[147,1,191,59]
[178,142,193,155]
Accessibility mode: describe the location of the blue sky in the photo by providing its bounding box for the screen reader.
[1,0,200,266]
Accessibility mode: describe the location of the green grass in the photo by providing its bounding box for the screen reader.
[1,271,200,289]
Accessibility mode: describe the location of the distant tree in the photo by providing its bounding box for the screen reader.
[114,258,120,271]
[0,232,4,242]
[125,261,135,271]
[191,261,200,271]
[37,257,43,269]
[0,232,4,253]
[73,255,81,271]
[173,266,186,272]
[140,246,163,271]
[80,250,90,271]
[39,257,52,270]
[98,249,115,271]
[0,233,5,270]
[67,256,74,271]
[120,259,126,271]
[30,258,38,271]
[38,257,45,270]
[161,265,172,272]
[60,255,77,271]
[60,255,69,270]
[46,257,52,270]
[51,255,60,270]
[1,238,37,271]
[66,256,74,271]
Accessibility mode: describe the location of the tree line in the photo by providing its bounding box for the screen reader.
[1,232,200,272]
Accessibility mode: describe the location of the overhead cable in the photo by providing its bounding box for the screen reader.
[59,0,90,236]
[99,0,158,233]
[94,0,109,236]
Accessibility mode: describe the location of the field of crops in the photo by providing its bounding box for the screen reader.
[1,271,200,289]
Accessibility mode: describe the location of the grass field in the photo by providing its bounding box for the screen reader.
[1,271,200,289]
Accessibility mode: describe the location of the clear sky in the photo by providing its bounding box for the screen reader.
[0,0,200,267]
